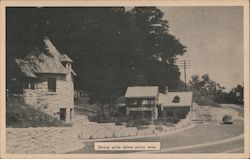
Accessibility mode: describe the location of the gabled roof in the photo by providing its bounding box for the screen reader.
[15,37,75,78]
[158,92,193,107]
[125,86,159,98]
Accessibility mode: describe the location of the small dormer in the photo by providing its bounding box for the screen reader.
[60,54,73,71]
[172,95,180,103]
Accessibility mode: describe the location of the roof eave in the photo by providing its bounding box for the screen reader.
[125,96,157,98]
[35,72,67,75]
[162,105,191,108]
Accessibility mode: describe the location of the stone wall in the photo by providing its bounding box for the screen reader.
[23,73,74,122]
[23,89,37,106]
[174,111,192,129]
[6,127,83,154]
[6,114,194,154]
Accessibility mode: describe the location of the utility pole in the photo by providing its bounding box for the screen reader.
[184,60,187,91]
[176,60,190,92]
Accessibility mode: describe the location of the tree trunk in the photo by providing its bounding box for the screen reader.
[108,103,111,121]
[101,104,105,118]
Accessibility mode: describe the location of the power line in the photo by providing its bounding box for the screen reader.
[176,60,191,91]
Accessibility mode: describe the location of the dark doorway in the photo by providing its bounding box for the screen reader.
[70,108,73,121]
[157,105,163,118]
[60,108,66,121]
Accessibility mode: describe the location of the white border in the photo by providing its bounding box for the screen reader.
[0,1,249,159]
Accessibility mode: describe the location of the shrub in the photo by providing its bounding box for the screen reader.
[222,115,233,124]
[126,119,150,127]
[163,117,180,124]
[192,89,220,106]
[155,125,164,132]
[153,119,163,125]
[163,122,175,127]
[153,118,177,126]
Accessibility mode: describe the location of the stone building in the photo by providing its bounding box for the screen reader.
[15,36,76,122]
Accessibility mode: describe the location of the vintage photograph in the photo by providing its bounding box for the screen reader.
[1,1,249,158]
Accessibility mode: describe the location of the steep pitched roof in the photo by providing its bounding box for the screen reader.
[125,86,159,98]
[15,37,75,78]
[158,92,193,107]
[60,54,73,63]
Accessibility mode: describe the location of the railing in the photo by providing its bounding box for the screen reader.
[127,104,155,108]
[126,107,155,111]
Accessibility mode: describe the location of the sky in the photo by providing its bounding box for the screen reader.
[159,6,244,91]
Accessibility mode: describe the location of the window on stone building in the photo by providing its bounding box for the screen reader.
[30,81,36,90]
[24,81,36,90]
[24,81,29,89]
[48,78,56,92]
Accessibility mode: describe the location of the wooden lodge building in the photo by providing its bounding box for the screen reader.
[125,86,193,122]
[125,86,159,121]
[158,91,193,122]
[14,36,76,123]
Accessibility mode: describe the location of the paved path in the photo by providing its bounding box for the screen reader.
[69,105,244,154]
[166,137,244,153]
[159,134,243,153]
[69,120,244,154]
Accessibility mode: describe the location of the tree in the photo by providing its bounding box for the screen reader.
[188,74,244,106]
[189,74,226,105]
[225,85,244,105]
[129,7,186,91]
[7,7,187,116]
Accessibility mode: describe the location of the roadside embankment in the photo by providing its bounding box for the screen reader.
[6,127,83,154]
[6,112,193,154]
[193,103,241,122]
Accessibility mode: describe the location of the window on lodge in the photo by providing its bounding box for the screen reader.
[142,99,155,105]
[48,78,56,92]
[128,99,155,106]
[129,100,137,106]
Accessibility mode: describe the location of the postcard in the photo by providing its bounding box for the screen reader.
[0,0,249,159]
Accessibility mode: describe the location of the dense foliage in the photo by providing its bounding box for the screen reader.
[7,7,186,105]
[189,74,244,106]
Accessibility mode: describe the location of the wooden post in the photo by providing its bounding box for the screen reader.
[184,60,187,91]
[108,103,111,121]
